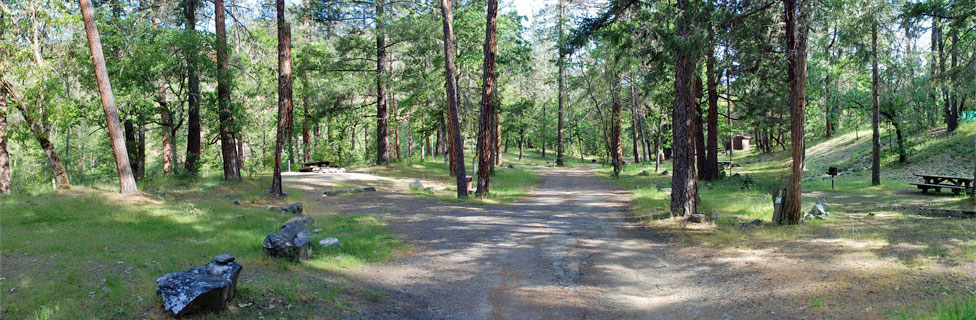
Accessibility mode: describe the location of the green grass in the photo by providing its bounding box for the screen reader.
[0,177,405,319]
[355,149,548,204]
[890,295,976,320]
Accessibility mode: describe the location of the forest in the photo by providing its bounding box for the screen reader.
[1,0,975,318]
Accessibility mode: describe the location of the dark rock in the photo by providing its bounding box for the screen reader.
[280,203,303,215]
[732,173,741,178]
[157,255,243,317]
[688,214,708,223]
[507,164,515,169]
[638,170,650,176]
[264,217,314,261]
[660,171,669,175]
[214,254,235,264]
[232,200,240,205]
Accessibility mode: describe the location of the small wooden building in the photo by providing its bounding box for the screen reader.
[733,135,751,151]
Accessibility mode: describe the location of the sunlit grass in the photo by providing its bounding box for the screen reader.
[0,177,405,319]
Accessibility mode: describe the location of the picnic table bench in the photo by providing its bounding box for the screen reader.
[910,174,975,195]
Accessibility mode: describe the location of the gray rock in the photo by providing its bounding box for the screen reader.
[806,201,829,220]
[688,214,709,223]
[319,237,339,248]
[156,255,243,317]
[409,180,424,190]
[280,203,303,215]
[660,171,669,175]
[710,211,722,219]
[232,200,240,205]
[263,217,314,261]
[214,254,235,264]
[266,205,274,211]
[740,219,763,228]
[507,164,515,169]
[313,228,322,233]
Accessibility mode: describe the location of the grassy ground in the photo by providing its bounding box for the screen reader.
[0,176,406,319]
[352,149,565,205]
[599,122,976,317]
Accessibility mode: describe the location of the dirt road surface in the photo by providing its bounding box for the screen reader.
[313,166,741,320]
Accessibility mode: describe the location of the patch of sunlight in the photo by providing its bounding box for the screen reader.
[807,238,887,250]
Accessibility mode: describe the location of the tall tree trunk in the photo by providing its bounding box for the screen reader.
[610,73,623,177]
[476,0,499,198]
[375,0,390,165]
[137,113,146,178]
[777,0,808,225]
[630,81,640,164]
[947,33,959,132]
[215,0,240,181]
[871,20,881,186]
[0,90,10,195]
[518,127,525,161]
[271,0,293,197]
[184,0,201,173]
[159,92,173,174]
[555,0,566,166]
[671,0,697,218]
[80,0,138,194]
[440,0,468,197]
[704,34,720,181]
[693,76,707,180]
[494,106,502,166]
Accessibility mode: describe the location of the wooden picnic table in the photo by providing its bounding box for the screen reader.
[910,174,975,195]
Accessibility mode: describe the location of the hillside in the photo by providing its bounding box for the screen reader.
[738,122,976,185]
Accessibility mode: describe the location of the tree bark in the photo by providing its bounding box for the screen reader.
[630,81,640,164]
[476,0,499,198]
[704,35,720,181]
[494,106,502,167]
[0,90,10,195]
[440,0,468,197]
[610,72,623,177]
[184,0,201,173]
[778,0,808,224]
[215,0,240,181]
[693,76,707,180]
[80,0,138,194]
[871,20,881,186]
[670,0,698,218]
[375,0,390,165]
[271,0,293,198]
[555,0,566,166]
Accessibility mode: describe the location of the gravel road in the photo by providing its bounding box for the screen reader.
[316,166,726,320]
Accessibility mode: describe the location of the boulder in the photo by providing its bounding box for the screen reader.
[688,214,709,223]
[280,203,303,215]
[263,217,314,261]
[507,164,515,169]
[157,254,243,317]
[660,170,669,175]
[232,200,240,205]
[409,180,424,190]
[806,201,829,220]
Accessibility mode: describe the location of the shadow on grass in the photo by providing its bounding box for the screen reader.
[0,178,406,319]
